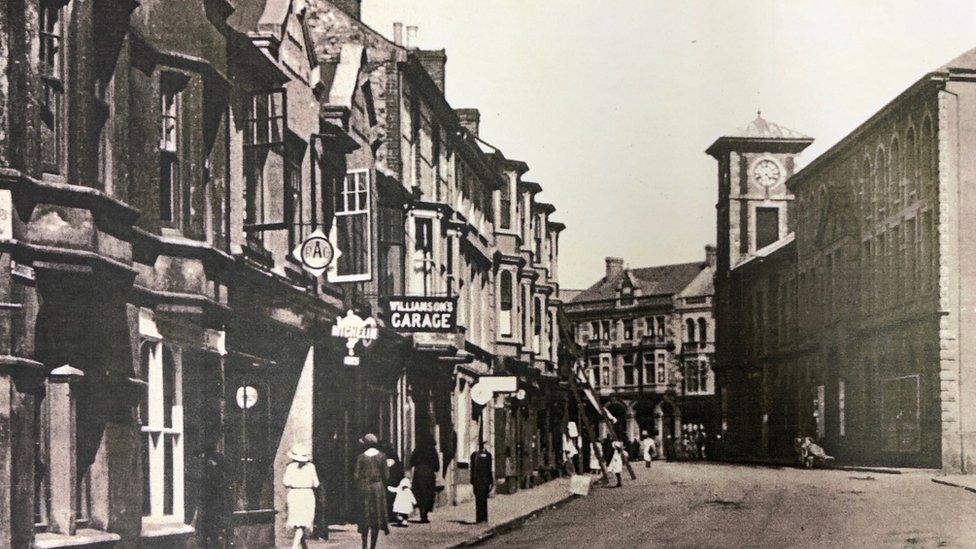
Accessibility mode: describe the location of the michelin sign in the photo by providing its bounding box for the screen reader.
[383,296,457,333]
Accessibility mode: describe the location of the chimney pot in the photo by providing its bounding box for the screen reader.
[456,108,480,136]
[393,22,403,45]
[705,245,717,268]
[605,257,624,279]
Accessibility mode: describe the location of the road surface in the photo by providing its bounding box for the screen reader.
[479,462,976,548]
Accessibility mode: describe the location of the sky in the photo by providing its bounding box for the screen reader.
[361,0,976,289]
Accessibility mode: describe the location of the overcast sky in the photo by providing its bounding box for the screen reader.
[361,0,976,289]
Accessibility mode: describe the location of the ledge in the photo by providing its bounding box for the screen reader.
[139,520,194,539]
[34,529,121,548]
[0,168,140,227]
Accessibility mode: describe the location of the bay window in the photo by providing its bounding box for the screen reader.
[499,179,512,230]
[244,89,287,241]
[331,169,372,281]
[499,270,513,336]
[40,0,67,174]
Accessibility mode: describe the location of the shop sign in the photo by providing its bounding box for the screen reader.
[331,310,378,366]
[236,386,259,409]
[291,229,339,277]
[382,296,457,333]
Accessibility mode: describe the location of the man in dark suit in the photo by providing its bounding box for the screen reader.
[470,448,494,523]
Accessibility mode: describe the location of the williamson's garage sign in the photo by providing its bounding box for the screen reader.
[383,296,458,333]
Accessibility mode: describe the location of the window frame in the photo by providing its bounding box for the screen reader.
[243,88,289,238]
[39,0,68,175]
[329,169,373,282]
[140,339,185,525]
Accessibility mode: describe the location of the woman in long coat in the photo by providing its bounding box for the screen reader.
[409,435,440,523]
[354,434,389,549]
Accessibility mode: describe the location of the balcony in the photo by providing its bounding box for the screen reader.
[680,341,714,355]
[640,333,668,347]
[586,339,612,351]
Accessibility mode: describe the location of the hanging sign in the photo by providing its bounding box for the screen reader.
[291,229,339,277]
[236,386,259,409]
[331,310,378,366]
[382,296,457,332]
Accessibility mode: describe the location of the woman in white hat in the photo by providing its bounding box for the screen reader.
[283,443,319,549]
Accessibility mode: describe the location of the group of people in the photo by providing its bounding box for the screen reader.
[666,423,709,461]
[283,434,442,549]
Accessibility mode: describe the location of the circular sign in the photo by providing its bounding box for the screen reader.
[236,385,258,409]
[516,389,527,401]
[471,383,492,406]
[299,235,334,270]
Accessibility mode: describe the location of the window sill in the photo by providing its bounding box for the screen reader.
[140,520,194,539]
[34,529,121,548]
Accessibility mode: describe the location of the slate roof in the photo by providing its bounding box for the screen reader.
[677,265,714,298]
[937,45,976,73]
[570,261,706,304]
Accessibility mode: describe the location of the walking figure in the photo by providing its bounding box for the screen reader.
[355,434,389,549]
[283,443,319,549]
[388,478,416,527]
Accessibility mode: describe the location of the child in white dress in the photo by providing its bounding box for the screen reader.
[388,477,417,526]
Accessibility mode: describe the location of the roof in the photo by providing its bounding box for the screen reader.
[724,112,810,140]
[705,113,814,157]
[559,289,583,303]
[571,261,705,304]
[732,233,796,271]
[937,45,976,73]
[677,265,714,298]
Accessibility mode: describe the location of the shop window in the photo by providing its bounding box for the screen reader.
[331,170,372,282]
[244,90,287,240]
[40,0,66,175]
[499,270,513,336]
[755,207,780,249]
[141,341,184,523]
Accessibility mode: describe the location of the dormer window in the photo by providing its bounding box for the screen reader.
[620,284,635,306]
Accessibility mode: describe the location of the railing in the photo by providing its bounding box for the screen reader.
[681,341,714,354]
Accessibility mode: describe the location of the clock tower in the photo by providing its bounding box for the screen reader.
[706,113,813,274]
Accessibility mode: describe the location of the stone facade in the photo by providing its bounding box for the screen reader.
[709,48,976,473]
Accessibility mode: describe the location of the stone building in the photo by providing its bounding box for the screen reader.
[709,47,976,472]
[0,0,567,546]
[563,249,718,456]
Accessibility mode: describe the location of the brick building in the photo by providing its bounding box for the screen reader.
[563,249,718,456]
[709,48,976,473]
[0,0,567,546]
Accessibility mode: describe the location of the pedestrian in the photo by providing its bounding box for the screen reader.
[562,432,579,476]
[608,440,624,487]
[283,443,319,549]
[470,446,494,523]
[601,434,614,464]
[409,435,439,523]
[696,427,707,461]
[388,478,416,527]
[640,431,657,468]
[381,442,404,523]
[588,441,601,473]
[354,433,389,549]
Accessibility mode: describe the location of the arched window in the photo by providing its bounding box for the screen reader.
[920,116,935,196]
[499,270,513,336]
[860,155,872,222]
[697,317,708,343]
[889,137,900,210]
[685,318,695,343]
[905,127,917,203]
[874,147,887,218]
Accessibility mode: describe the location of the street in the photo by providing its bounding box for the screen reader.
[479,463,976,548]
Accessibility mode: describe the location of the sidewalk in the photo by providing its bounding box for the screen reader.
[720,455,916,475]
[303,476,575,549]
[932,474,976,494]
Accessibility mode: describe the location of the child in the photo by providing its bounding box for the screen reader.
[389,477,417,526]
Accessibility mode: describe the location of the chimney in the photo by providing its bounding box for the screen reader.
[456,108,480,136]
[605,257,624,280]
[393,22,403,46]
[705,245,716,268]
[416,49,447,93]
[405,25,418,49]
[331,0,361,20]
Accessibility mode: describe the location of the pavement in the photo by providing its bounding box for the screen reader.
[476,461,976,548]
[932,473,976,493]
[301,475,576,549]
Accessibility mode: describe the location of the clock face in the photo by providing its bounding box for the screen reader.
[753,159,782,188]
